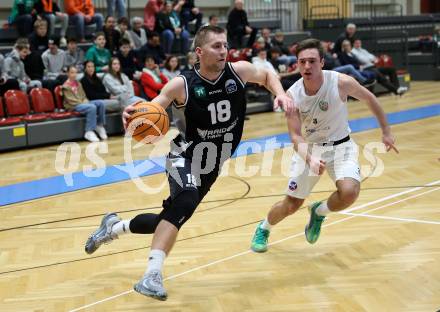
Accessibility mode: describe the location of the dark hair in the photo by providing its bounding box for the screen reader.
[105,15,114,23]
[193,25,225,49]
[144,55,155,64]
[94,31,105,40]
[108,57,123,84]
[118,16,129,25]
[147,31,160,40]
[119,38,131,46]
[83,60,99,81]
[67,37,77,43]
[66,65,77,72]
[164,55,179,71]
[295,38,324,59]
[209,15,217,21]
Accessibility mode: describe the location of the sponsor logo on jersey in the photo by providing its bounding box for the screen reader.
[313,118,318,124]
[225,79,237,94]
[197,117,238,139]
[194,86,206,98]
[288,180,298,191]
[209,89,222,95]
[318,100,329,111]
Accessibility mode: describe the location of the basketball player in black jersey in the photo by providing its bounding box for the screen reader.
[84,25,293,300]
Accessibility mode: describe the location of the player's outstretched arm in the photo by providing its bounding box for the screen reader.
[231,61,294,115]
[122,77,186,129]
[338,73,399,153]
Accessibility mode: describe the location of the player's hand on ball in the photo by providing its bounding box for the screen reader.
[382,133,399,153]
[122,104,137,130]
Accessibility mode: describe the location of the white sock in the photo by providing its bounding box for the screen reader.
[146,249,166,274]
[316,202,331,216]
[260,218,272,231]
[111,220,131,236]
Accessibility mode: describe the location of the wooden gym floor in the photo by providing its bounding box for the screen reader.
[0,81,439,311]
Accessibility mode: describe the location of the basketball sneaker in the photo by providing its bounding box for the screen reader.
[305,202,326,244]
[250,221,270,252]
[85,213,121,254]
[134,270,168,300]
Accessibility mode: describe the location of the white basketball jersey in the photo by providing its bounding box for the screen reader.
[287,70,350,143]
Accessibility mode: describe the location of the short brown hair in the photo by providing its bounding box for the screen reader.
[295,38,324,59]
[193,25,225,49]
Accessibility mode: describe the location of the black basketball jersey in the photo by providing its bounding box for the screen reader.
[171,62,247,166]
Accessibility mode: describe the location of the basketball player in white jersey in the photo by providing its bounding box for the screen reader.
[251,38,399,252]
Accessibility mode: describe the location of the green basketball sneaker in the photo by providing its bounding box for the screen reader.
[251,221,270,253]
[305,202,326,244]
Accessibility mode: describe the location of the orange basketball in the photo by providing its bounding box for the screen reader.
[126,102,169,143]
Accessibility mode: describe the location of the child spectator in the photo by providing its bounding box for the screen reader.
[62,65,107,142]
[4,39,42,92]
[102,57,144,107]
[161,55,180,80]
[85,32,112,73]
[33,0,68,46]
[81,60,121,112]
[41,36,67,90]
[116,38,140,80]
[65,37,85,72]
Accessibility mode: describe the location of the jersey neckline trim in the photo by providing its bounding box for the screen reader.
[194,66,225,85]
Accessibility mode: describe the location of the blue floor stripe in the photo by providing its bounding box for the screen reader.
[1,103,439,206]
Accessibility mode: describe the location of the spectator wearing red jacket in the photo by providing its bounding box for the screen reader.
[140,55,168,99]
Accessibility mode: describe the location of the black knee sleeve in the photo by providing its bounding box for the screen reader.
[160,190,200,230]
[129,213,160,234]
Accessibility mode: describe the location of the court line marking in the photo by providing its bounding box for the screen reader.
[68,179,440,312]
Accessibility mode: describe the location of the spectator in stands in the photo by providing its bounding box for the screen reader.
[155,1,190,55]
[351,39,407,94]
[0,54,20,96]
[65,0,104,43]
[140,56,168,100]
[33,0,68,46]
[272,31,297,65]
[81,60,121,112]
[261,28,272,49]
[181,51,197,72]
[29,18,49,54]
[137,32,167,65]
[4,39,42,92]
[41,36,68,90]
[339,40,405,95]
[116,38,140,80]
[116,17,135,49]
[333,23,357,56]
[178,0,203,34]
[144,0,165,35]
[107,0,126,19]
[62,65,107,142]
[322,41,369,85]
[161,55,180,80]
[269,47,301,87]
[103,15,121,53]
[227,0,257,49]
[103,57,144,106]
[129,17,148,49]
[85,32,112,73]
[65,37,85,72]
[9,0,36,37]
[252,37,266,57]
[207,15,219,27]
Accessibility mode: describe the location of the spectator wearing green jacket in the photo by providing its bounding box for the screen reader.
[9,0,36,37]
[85,32,112,73]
